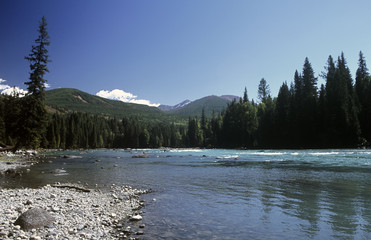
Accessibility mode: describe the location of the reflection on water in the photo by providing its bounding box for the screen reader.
[2,149,371,239]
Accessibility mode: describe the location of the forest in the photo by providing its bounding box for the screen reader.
[1,51,371,150]
[193,52,371,149]
[1,17,371,150]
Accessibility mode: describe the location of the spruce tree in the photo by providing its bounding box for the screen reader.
[257,78,270,103]
[243,87,248,103]
[0,96,5,144]
[325,53,360,147]
[355,51,369,104]
[355,51,370,144]
[275,82,291,147]
[18,16,50,148]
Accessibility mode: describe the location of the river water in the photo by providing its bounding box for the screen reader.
[2,149,371,239]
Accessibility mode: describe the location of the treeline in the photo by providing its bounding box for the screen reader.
[44,113,188,149]
[0,98,188,148]
[187,52,371,149]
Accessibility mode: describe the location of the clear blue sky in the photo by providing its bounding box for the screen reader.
[1,0,371,105]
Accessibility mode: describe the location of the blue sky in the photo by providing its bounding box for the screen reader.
[1,0,371,106]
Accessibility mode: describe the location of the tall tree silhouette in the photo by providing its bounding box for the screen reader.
[18,16,50,148]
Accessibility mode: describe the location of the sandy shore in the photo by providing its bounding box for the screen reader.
[0,184,148,239]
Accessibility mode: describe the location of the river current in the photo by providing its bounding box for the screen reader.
[3,149,371,239]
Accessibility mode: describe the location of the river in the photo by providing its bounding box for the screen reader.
[2,149,371,239]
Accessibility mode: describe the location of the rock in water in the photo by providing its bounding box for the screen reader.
[14,208,55,230]
[130,215,142,221]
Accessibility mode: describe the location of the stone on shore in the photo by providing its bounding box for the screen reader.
[14,208,55,230]
[130,214,143,221]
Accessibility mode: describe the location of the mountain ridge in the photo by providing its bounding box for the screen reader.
[45,88,239,120]
[158,100,192,111]
[45,88,180,123]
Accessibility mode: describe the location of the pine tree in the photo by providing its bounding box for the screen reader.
[302,57,318,101]
[355,51,369,104]
[300,58,318,147]
[275,82,291,147]
[0,96,5,144]
[243,87,248,103]
[18,16,50,149]
[355,51,371,144]
[257,78,270,103]
[325,53,360,147]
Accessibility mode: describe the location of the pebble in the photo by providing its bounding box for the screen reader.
[52,207,60,212]
[30,235,41,240]
[130,215,143,221]
[136,231,144,235]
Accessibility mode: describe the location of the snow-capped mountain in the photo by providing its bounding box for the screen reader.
[158,100,192,111]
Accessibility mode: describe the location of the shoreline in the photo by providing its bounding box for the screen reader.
[0,184,148,239]
[0,150,40,175]
[0,150,149,239]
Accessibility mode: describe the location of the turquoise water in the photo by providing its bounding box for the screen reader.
[3,149,371,239]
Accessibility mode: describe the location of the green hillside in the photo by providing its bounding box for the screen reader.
[45,88,182,123]
[168,95,230,118]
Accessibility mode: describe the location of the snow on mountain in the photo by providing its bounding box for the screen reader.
[158,100,192,111]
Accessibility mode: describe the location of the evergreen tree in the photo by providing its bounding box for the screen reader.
[256,96,275,148]
[275,82,291,147]
[355,51,371,144]
[243,87,248,103]
[4,93,22,146]
[187,117,202,147]
[318,84,326,145]
[18,16,50,148]
[325,53,360,147]
[257,78,270,103]
[294,70,303,101]
[337,53,360,146]
[302,57,318,102]
[300,58,318,147]
[0,96,5,144]
[355,51,369,104]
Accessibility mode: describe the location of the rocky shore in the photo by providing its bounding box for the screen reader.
[0,184,148,239]
[0,150,39,174]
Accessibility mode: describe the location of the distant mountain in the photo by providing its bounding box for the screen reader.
[166,95,236,118]
[158,100,192,111]
[45,88,180,123]
[45,88,238,121]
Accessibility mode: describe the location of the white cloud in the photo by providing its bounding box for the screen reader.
[96,89,160,107]
[0,78,28,97]
[1,86,28,97]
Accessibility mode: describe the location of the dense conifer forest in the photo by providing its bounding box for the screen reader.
[1,17,371,150]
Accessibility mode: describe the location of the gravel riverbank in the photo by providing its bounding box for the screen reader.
[0,150,39,174]
[0,184,148,239]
